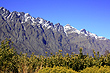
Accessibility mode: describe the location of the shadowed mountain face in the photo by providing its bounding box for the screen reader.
[0,7,110,56]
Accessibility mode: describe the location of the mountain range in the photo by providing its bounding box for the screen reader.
[0,7,110,56]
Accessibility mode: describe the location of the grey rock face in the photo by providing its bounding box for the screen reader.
[0,7,110,56]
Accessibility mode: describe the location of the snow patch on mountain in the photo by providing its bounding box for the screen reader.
[64,24,80,35]
[64,24,107,40]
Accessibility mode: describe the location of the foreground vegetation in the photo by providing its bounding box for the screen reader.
[1,39,110,73]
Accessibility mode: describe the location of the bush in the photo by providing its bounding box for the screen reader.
[0,39,18,73]
[80,65,110,73]
[38,66,78,73]
[1,39,110,73]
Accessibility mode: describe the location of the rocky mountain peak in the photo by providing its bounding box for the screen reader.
[64,25,108,40]
[64,24,80,36]
[0,7,108,41]
[55,23,60,26]
[0,7,8,12]
[0,7,10,20]
[54,23,64,32]
[80,29,87,34]
[64,24,77,31]
[25,13,30,17]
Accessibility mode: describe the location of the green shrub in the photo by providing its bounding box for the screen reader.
[38,66,78,73]
[80,65,110,73]
[1,39,110,73]
[0,39,18,73]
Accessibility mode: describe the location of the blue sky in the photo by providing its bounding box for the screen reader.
[0,0,110,39]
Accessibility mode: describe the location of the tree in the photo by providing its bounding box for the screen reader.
[0,39,18,73]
